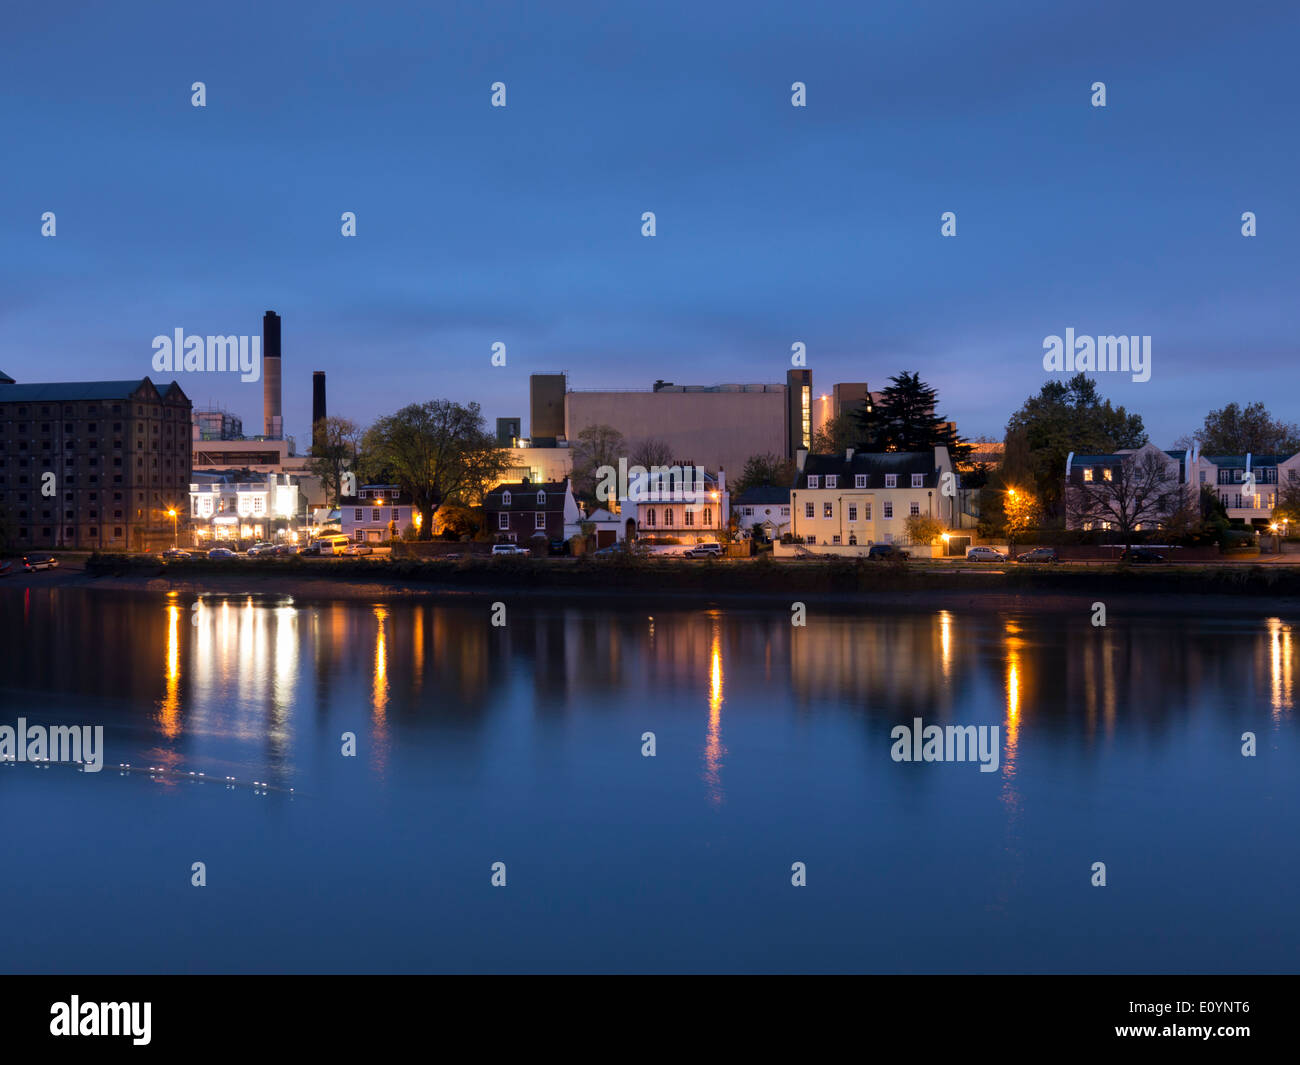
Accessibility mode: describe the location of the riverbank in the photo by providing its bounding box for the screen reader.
[14,553,1299,615]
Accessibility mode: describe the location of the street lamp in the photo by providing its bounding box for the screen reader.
[167,508,178,548]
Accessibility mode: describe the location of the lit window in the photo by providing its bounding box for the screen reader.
[823,502,833,518]
[1102,468,1113,482]
[1083,468,1093,482]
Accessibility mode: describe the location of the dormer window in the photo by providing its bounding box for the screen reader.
[911,474,923,487]
[502,490,512,506]
[885,474,897,488]
[855,475,867,488]
[807,476,819,488]
[825,475,837,488]
[536,490,546,504]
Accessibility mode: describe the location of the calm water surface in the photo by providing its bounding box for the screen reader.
[1,586,1296,973]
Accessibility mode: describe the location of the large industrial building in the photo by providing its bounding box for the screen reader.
[0,373,192,550]
[507,370,865,480]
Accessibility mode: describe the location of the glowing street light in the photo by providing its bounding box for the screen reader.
[166,507,178,548]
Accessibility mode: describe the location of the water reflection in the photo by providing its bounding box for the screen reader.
[2,589,1297,796]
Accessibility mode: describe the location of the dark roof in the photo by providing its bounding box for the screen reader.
[735,485,790,505]
[0,370,13,384]
[0,377,187,403]
[1203,454,1291,466]
[795,451,938,489]
[485,480,571,511]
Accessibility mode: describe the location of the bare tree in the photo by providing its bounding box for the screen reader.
[1067,449,1186,551]
[630,437,674,470]
[570,424,626,501]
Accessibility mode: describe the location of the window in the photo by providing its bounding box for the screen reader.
[807,476,819,488]
[823,502,833,518]
[1083,468,1093,482]
[885,474,897,488]
[392,509,400,522]
[831,535,841,545]
[804,502,814,518]
[703,508,711,526]
[825,475,837,488]
[864,503,872,520]
[909,502,920,516]
[848,505,858,521]
[646,509,656,528]
[498,512,510,530]
[535,512,546,529]
[665,508,674,526]
[883,502,893,519]
[502,490,512,506]
[355,509,363,520]
[911,474,923,488]
[1102,468,1113,482]
[855,474,866,488]
[372,508,381,521]
[1199,470,1207,484]
[536,490,546,504]
[781,506,790,516]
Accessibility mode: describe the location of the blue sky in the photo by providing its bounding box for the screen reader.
[2,0,1296,446]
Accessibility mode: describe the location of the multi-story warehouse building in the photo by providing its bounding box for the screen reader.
[0,374,192,551]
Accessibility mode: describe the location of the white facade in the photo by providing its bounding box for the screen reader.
[189,473,299,542]
[341,484,414,542]
[626,467,730,542]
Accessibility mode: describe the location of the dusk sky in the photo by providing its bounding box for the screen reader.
[4,0,1296,447]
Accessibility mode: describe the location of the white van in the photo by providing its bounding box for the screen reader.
[311,534,351,556]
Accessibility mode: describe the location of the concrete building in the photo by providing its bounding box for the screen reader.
[561,371,808,476]
[790,447,959,550]
[0,374,192,551]
[193,405,243,441]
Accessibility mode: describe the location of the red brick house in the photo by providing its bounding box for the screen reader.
[483,479,581,544]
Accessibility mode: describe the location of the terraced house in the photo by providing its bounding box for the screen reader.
[790,446,959,552]
[0,373,191,551]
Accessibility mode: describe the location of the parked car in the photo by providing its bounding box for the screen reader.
[245,542,276,556]
[867,544,910,561]
[0,560,13,577]
[966,546,1007,562]
[206,547,237,560]
[1014,547,1058,563]
[548,538,571,556]
[22,552,59,571]
[683,544,722,559]
[1121,548,1166,563]
[162,548,192,560]
[270,543,299,557]
[491,544,529,557]
[343,543,374,555]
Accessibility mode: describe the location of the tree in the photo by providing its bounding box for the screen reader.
[1273,481,1300,525]
[1002,488,1041,553]
[307,416,362,507]
[629,437,674,470]
[1066,448,1185,552]
[1005,373,1145,520]
[904,513,945,547]
[852,371,969,461]
[361,400,506,540]
[733,452,796,496]
[570,424,626,502]
[1181,402,1300,457]
[812,412,857,455]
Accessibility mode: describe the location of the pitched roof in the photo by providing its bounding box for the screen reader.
[485,480,572,510]
[735,485,790,505]
[796,451,938,489]
[0,377,187,403]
